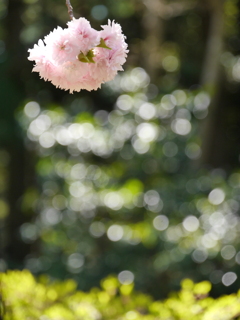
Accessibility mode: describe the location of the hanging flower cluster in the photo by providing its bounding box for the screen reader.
[28,18,128,93]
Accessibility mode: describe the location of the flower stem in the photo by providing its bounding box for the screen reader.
[66,0,74,20]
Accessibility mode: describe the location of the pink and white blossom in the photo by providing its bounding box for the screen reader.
[44,27,79,64]
[28,18,128,93]
[91,21,128,82]
[67,18,100,54]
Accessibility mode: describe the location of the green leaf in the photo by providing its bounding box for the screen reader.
[97,38,111,50]
[86,49,95,63]
[78,52,88,63]
[78,50,95,63]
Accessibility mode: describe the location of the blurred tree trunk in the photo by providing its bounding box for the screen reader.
[142,0,164,82]
[141,0,195,83]
[199,0,226,166]
[1,0,35,266]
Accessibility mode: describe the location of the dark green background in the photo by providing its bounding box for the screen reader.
[1,0,240,299]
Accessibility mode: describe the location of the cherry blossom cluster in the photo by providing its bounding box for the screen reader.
[28,18,128,93]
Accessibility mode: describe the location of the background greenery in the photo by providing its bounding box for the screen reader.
[1,0,240,303]
[2,270,240,320]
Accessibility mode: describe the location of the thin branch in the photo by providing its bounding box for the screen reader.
[66,0,74,20]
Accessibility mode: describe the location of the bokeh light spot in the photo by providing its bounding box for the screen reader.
[24,101,40,118]
[222,272,237,286]
[183,216,199,232]
[91,5,108,20]
[153,215,169,231]
[208,188,225,205]
[162,55,179,72]
[67,253,84,273]
[221,245,236,260]
[192,249,208,263]
[89,221,105,238]
[107,225,124,242]
[118,270,134,284]
[171,119,191,135]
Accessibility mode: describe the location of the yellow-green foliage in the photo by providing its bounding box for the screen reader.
[1,270,240,320]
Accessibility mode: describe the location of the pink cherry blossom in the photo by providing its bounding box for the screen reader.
[28,18,128,93]
[44,27,79,64]
[28,39,46,63]
[67,18,100,54]
[91,20,128,83]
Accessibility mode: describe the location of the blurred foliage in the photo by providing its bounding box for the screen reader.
[2,270,240,320]
[2,0,240,304]
[14,68,240,298]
